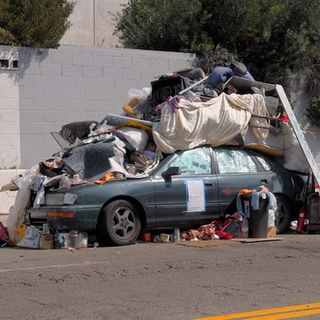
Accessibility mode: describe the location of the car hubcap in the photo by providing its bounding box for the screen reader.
[112,207,135,238]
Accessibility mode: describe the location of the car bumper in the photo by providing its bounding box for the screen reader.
[27,205,102,232]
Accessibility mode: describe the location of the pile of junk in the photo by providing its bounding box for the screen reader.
[0,62,312,249]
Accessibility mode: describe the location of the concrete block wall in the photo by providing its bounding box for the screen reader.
[0,44,195,219]
[0,47,20,170]
[0,44,195,169]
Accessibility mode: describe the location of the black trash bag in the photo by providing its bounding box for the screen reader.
[60,121,98,144]
[151,75,184,105]
[227,62,248,77]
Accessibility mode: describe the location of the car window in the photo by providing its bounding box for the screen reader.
[256,156,272,171]
[216,149,257,173]
[166,147,211,175]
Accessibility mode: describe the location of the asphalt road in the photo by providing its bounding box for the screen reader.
[0,234,319,320]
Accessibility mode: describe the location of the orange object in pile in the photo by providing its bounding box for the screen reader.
[95,172,115,185]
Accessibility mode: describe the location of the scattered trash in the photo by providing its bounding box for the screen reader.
[15,225,41,249]
[160,233,171,243]
[173,228,180,242]
[67,230,88,250]
[140,232,152,242]
[40,224,53,250]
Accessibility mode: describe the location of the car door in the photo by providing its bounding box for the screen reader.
[214,147,271,214]
[153,146,219,228]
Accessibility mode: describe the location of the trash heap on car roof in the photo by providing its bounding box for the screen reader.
[1,61,306,243]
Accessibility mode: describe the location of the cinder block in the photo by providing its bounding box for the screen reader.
[0,134,20,146]
[115,79,144,91]
[73,53,93,66]
[21,87,37,98]
[44,111,84,123]
[113,56,132,69]
[1,87,19,98]
[0,97,19,110]
[19,98,35,110]
[50,51,73,65]
[26,63,41,75]
[86,89,108,100]
[83,65,103,78]
[21,110,45,122]
[93,55,113,67]
[20,134,44,146]
[102,67,122,79]
[131,57,151,69]
[150,58,169,71]
[122,68,142,80]
[83,100,110,112]
[0,121,20,134]
[0,110,19,122]
[43,87,68,99]
[54,76,76,88]
[62,65,82,77]
[21,145,53,159]
[40,64,62,76]
[76,78,114,90]
[20,75,35,87]
[66,88,86,100]
[20,121,34,134]
[33,75,56,88]
[33,122,56,134]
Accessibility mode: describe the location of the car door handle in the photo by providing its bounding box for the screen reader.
[204,180,214,186]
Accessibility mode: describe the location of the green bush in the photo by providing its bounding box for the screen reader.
[115,0,320,124]
[0,0,74,48]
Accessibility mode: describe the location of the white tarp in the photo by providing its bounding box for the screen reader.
[153,93,268,154]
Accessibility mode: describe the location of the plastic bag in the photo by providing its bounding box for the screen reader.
[7,174,35,240]
[128,87,151,101]
[117,127,148,153]
[16,225,40,249]
[13,224,28,244]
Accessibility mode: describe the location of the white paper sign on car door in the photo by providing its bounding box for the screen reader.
[186,179,205,212]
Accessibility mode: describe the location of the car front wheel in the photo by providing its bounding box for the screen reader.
[98,200,141,246]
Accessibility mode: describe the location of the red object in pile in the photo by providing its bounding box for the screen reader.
[296,207,307,233]
[0,222,9,243]
[140,232,152,242]
[280,114,289,123]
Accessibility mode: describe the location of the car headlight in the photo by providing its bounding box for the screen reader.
[63,193,78,205]
[45,192,77,205]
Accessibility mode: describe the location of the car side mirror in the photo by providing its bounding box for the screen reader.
[161,166,181,179]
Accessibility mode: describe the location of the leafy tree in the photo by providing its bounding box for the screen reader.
[114,0,209,52]
[115,0,320,122]
[0,0,74,48]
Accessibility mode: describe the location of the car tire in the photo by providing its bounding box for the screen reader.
[275,194,292,233]
[98,200,141,246]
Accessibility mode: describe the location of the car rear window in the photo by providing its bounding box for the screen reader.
[256,156,272,171]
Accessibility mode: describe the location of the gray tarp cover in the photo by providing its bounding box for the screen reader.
[152,93,268,154]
